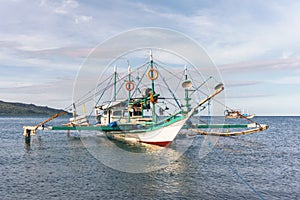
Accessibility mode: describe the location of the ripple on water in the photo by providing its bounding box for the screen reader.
[0,116,299,199]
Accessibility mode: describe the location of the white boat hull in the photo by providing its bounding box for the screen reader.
[137,119,186,147]
[136,86,224,147]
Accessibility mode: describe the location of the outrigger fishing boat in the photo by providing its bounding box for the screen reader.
[23,51,268,146]
[225,109,255,119]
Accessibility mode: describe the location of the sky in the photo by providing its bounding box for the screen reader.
[1,0,300,115]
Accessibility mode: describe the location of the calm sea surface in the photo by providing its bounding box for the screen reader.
[0,116,299,199]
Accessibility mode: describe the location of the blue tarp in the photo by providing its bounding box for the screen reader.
[108,121,118,127]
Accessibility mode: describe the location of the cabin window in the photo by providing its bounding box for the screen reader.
[113,110,122,116]
[123,111,132,117]
[132,105,141,116]
[103,111,108,115]
[133,110,142,116]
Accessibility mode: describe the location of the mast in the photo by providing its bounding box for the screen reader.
[150,50,157,123]
[113,64,117,101]
[184,65,191,112]
[127,64,131,122]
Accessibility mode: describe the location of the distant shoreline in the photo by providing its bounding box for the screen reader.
[0,115,299,118]
[0,100,298,117]
[0,100,72,117]
[0,115,71,118]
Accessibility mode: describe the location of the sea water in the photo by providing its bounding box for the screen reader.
[0,116,299,199]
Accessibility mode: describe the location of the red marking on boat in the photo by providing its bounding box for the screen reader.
[141,141,172,147]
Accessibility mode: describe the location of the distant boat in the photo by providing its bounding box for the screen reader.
[225,109,255,119]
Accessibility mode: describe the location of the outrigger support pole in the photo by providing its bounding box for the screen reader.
[187,85,224,119]
[23,111,67,138]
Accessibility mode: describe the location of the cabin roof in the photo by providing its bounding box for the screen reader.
[101,100,127,110]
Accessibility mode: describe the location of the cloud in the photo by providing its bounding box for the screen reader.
[39,0,93,24]
[225,93,272,99]
[224,80,262,88]
[170,0,300,64]
[1,0,300,115]
[3,0,300,62]
[0,46,83,71]
[0,76,75,109]
[0,80,34,89]
[0,33,72,51]
[28,46,93,58]
[39,0,79,15]
[219,58,300,73]
[270,75,300,85]
[74,15,93,24]
[53,0,79,14]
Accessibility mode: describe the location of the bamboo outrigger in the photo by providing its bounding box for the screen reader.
[23,111,67,137]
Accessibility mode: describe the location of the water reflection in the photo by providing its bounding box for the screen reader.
[24,133,44,153]
[24,136,31,152]
[79,130,194,173]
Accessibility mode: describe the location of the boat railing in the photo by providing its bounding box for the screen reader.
[155,110,184,126]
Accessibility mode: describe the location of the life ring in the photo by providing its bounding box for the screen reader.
[125,81,135,91]
[147,68,158,80]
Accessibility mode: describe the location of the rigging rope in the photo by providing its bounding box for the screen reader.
[207,141,265,200]
[130,63,150,98]
[61,57,262,128]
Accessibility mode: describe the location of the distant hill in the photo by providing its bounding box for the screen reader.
[0,100,71,117]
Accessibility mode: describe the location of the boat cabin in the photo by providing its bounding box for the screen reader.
[95,100,152,125]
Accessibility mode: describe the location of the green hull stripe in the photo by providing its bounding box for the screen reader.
[51,126,121,131]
